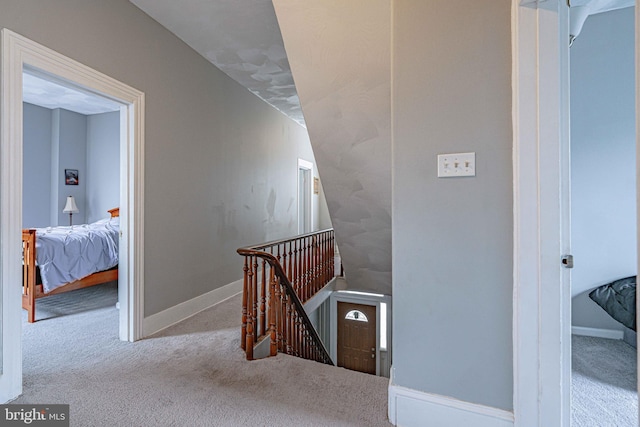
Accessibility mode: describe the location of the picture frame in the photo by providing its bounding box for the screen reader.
[65,169,79,185]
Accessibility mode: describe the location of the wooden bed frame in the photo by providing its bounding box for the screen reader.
[22,207,120,323]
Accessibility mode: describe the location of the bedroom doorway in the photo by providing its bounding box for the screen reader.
[568,5,637,425]
[513,1,638,425]
[0,29,145,402]
[21,69,121,322]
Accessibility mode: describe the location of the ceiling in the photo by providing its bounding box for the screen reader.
[129,0,304,126]
[23,72,121,115]
[23,1,634,119]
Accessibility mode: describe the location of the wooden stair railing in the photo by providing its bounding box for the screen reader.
[237,229,336,365]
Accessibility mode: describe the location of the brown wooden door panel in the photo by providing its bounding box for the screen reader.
[337,302,376,374]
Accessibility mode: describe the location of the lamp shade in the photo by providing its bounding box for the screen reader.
[63,196,79,213]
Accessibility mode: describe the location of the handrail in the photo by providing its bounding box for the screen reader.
[237,228,336,365]
[241,228,334,251]
[237,248,333,365]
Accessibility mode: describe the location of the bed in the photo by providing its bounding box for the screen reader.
[22,207,120,323]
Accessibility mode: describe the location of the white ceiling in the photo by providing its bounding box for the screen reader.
[129,0,304,126]
[570,0,634,12]
[26,1,632,119]
[23,72,121,115]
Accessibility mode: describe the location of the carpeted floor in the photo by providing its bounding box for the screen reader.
[572,335,638,427]
[16,284,390,426]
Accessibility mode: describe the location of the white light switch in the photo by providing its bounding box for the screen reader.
[437,152,476,177]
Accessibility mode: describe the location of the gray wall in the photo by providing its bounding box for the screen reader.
[393,0,513,411]
[273,0,392,295]
[86,112,120,223]
[22,103,52,228]
[1,0,318,317]
[53,108,87,226]
[570,8,636,331]
[23,105,119,227]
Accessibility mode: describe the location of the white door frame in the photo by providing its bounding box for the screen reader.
[329,291,392,377]
[0,29,145,402]
[297,158,313,234]
[512,1,572,426]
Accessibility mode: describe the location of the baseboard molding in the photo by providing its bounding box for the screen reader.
[388,369,514,427]
[571,326,624,340]
[143,279,242,337]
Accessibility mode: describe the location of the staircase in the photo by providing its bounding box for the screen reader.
[237,229,337,364]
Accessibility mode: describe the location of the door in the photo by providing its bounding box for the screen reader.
[337,302,376,374]
[298,159,313,235]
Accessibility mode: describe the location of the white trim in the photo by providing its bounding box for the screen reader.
[1,29,146,343]
[512,2,571,426]
[0,29,145,401]
[143,280,243,337]
[297,158,313,234]
[388,368,515,427]
[571,326,624,340]
[330,290,392,377]
[0,28,24,402]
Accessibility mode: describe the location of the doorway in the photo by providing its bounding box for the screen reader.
[568,5,637,425]
[22,69,121,324]
[330,291,391,377]
[0,29,145,402]
[298,158,313,235]
[337,302,377,374]
[513,1,639,425]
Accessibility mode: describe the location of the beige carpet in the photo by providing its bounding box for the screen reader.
[16,284,391,426]
[572,335,638,427]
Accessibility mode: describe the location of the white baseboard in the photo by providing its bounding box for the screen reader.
[388,368,514,427]
[571,326,624,340]
[143,279,242,337]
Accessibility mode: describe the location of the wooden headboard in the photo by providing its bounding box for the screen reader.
[108,208,120,218]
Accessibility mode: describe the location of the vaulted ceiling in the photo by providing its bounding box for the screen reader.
[129,0,304,126]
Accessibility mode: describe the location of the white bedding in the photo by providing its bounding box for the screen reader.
[35,217,119,293]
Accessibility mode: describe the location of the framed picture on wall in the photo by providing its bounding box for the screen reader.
[65,169,79,185]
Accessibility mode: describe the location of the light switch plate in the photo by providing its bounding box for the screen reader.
[437,152,476,177]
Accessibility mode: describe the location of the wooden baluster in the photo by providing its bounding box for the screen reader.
[269,266,277,357]
[287,241,293,285]
[241,256,249,351]
[246,256,255,360]
[297,313,303,357]
[281,242,288,282]
[287,296,294,355]
[313,235,319,294]
[301,237,307,302]
[298,238,304,298]
[308,236,312,299]
[252,257,259,342]
[260,259,266,337]
[273,272,283,353]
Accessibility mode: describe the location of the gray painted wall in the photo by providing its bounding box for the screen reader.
[22,103,52,228]
[273,0,392,295]
[86,112,120,223]
[570,8,636,331]
[53,108,87,226]
[393,0,513,411]
[1,0,319,317]
[23,105,119,227]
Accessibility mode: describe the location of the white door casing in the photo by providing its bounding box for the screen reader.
[512,1,571,426]
[0,29,145,402]
[298,158,313,234]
